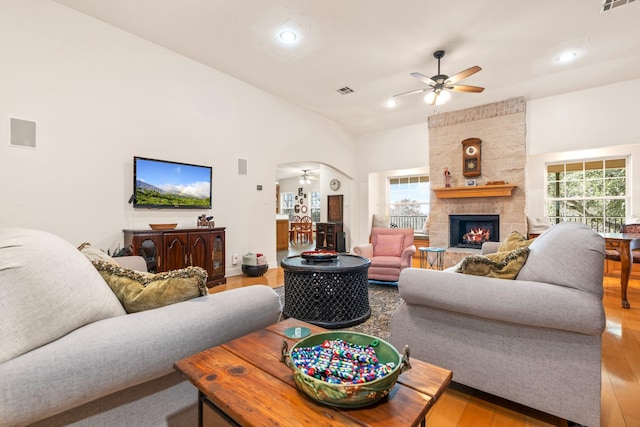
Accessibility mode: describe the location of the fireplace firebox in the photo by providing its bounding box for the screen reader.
[449,214,500,249]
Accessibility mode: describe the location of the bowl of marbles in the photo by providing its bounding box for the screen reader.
[280,331,411,408]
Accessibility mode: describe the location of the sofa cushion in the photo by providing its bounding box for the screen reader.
[516,222,605,295]
[455,248,530,279]
[91,260,208,313]
[374,234,404,257]
[0,228,126,364]
[78,242,118,265]
[498,231,534,252]
[370,256,402,268]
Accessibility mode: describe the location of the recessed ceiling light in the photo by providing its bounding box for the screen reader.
[279,31,298,43]
[384,99,398,108]
[557,51,577,63]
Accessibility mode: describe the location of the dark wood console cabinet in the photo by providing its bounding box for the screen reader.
[123,227,226,287]
[315,222,344,251]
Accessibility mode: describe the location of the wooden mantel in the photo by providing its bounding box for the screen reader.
[433,184,517,199]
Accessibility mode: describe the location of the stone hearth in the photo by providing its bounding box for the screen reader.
[428,97,527,268]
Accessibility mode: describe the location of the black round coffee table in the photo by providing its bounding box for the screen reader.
[280,254,371,329]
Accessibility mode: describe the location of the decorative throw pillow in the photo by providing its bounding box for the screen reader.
[78,242,118,265]
[498,231,534,252]
[373,234,405,257]
[455,248,530,280]
[91,260,208,313]
[422,216,430,235]
[372,214,391,228]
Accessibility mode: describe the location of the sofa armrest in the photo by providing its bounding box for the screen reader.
[397,268,604,336]
[401,244,417,268]
[0,285,282,426]
[353,243,373,258]
[481,241,501,255]
[114,255,148,272]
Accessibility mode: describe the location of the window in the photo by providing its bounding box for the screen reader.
[310,191,321,222]
[546,158,627,232]
[388,175,430,231]
[281,192,295,218]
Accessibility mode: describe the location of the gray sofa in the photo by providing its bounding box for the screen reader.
[0,228,282,427]
[390,222,605,426]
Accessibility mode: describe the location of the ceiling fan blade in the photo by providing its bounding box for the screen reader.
[448,84,485,93]
[446,66,481,84]
[410,72,436,86]
[393,88,428,98]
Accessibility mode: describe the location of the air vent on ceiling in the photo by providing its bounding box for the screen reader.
[602,0,636,12]
[336,86,354,95]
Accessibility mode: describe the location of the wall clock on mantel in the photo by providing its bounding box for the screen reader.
[462,138,481,177]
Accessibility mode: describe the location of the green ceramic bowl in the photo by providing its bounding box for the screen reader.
[281,331,410,408]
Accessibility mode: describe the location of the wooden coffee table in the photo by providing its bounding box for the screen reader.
[174,318,452,427]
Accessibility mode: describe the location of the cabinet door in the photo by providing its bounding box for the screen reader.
[164,232,189,271]
[210,231,226,284]
[189,231,211,277]
[131,233,163,273]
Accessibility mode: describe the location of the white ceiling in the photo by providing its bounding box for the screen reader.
[53,0,640,139]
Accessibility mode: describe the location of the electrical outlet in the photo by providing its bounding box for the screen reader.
[232,253,239,265]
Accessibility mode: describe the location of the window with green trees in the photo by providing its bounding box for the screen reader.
[388,175,430,231]
[546,158,627,232]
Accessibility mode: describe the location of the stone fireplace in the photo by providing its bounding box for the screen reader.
[449,214,500,249]
[428,97,527,267]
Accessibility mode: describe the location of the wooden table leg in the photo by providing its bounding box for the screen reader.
[619,240,632,309]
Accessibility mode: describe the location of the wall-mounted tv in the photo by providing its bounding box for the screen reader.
[133,156,212,209]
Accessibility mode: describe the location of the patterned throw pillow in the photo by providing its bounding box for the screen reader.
[91,260,208,313]
[498,231,535,252]
[455,248,530,280]
[78,242,119,265]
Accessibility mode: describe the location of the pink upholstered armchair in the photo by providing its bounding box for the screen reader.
[353,228,416,282]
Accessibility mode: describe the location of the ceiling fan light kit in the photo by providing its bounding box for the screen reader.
[393,50,484,106]
[424,89,450,105]
[299,170,311,185]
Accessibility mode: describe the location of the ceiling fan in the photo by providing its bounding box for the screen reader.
[393,50,484,106]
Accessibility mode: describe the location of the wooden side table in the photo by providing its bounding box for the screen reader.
[174,318,452,427]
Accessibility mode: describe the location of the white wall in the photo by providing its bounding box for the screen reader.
[354,122,429,246]
[526,79,640,220]
[0,0,358,274]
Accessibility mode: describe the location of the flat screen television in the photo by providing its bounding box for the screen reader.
[133,156,212,209]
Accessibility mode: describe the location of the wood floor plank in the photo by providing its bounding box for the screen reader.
[600,361,627,427]
[457,394,497,427]
[490,405,526,427]
[602,352,640,426]
[425,387,468,427]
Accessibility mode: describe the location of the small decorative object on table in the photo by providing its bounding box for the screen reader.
[149,223,177,230]
[197,214,215,228]
[301,250,339,262]
[280,331,411,408]
[242,252,268,276]
[444,167,451,187]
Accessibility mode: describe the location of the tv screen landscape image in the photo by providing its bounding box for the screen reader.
[133,156,212,209]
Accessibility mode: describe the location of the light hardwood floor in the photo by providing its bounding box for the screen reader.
[213,269,640,427]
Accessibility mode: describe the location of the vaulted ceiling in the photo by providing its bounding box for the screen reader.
[54,0,640,136]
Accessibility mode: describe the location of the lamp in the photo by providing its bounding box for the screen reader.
[424,89,450,106]
[299,170,311,185]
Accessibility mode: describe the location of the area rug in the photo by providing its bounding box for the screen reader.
[274,283,402,340]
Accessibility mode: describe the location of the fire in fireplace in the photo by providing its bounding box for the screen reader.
[449,215,500,249]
